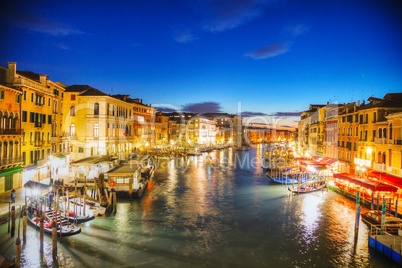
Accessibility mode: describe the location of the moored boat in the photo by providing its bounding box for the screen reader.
[27,208,82,237]
[288,180,326,193]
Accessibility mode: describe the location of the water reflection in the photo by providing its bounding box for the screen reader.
[0,147,397,267]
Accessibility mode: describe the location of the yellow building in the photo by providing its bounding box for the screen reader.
[0,62,65,183]
[0,83,23,193]
[385,111,402,177]
[62,86,156,160]
[155,112,169,146]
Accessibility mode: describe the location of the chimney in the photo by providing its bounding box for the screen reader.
[362,100,365,105]
[39,74,47,85]
[357,100,360,106]
[141,99,143,103]
[327,102,329,105]
[7,62,16,83]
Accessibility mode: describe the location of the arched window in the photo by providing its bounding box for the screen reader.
[3,112,8,130]
[70,124,75,136]
[3,141,7,159]
[383,128,387,139]
[9,112,13,130]
[377,151,382,164]
[0,111,3,130]
[94,103,99,115]
[382,152,386,164]
[389,150,392,166]
[9,141,13,158]
[94,123,99,137]
[389,124,393,139]
[70,106,75,116]
[379,128,382,138]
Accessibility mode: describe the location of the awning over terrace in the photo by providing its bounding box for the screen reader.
[334,173,398,192]
[368,171,402,189]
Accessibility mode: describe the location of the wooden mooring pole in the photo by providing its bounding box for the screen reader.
[11,206,16,237]
[22,209,27,243]
[40,213,44,253]
[15,205,22,268]
[52,221,57,259]
[355,190,361,241]
[8,202,11,233]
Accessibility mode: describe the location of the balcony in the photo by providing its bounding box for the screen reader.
[0,156,23,167]
[374,138,388,144]
[394,139,402,145]
[0,129,22,135]
[373,163,386,172]
[34,141,45,147]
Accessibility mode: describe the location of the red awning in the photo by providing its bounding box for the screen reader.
[334,173,398,192]
[368,171,402,189]
[320,157,338,165]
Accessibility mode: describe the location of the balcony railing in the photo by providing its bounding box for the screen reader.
[374,138,388,144]
[0,156,23,166]
[394,139,402,145]
[373,163,386,172]
[34,141,45,147]
[0,129,22,135]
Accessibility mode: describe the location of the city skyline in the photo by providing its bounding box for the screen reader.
[1,0,402,128]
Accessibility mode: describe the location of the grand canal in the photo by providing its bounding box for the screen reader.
[0,146,398,267]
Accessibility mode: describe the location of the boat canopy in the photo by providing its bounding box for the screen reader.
[127,155,153,163]
[106,164,141,176]
[24,181,50,191]
[334,173,398,192]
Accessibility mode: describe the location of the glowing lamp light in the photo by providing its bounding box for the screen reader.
[145,142,149,147]
[32,189,40,196]
[367,147,373,155]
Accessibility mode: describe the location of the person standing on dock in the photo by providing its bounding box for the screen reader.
[11,188,16,203]
[48,192,53,209]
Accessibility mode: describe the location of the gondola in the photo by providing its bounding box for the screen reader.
[27,208,82,237]
[288,180,326,193]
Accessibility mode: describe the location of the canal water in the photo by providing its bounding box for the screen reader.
[0,146,398,267]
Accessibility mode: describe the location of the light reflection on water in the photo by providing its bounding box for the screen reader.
[0,147,398,267]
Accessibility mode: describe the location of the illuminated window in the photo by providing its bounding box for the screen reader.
[70,124,75,136]
[94,123,99,137]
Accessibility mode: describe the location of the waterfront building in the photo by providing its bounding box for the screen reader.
[0,62,65,184]
[155,111,169,147]
[0,83,23,193]
[112,95,156,150]
[202,113,243,145]
[323,103,341,159]
[298,104,325,157]
[62,86,156,160]
[166,112,197,147]
[188,116,217,145]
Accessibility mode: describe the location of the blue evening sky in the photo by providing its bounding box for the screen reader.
[1,0,402,128]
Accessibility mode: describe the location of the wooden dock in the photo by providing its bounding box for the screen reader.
[368,226,402,266]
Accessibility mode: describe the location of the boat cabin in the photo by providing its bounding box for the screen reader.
[105,164,143,197]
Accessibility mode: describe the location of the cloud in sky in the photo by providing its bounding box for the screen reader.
[269,111,301,117]
[285,24,309,37]
[13,15,84,36]
[241,111,267,117]
[182,101,222,114]
[173,29,198,43]
[55,43,69,50]
[153,106,179,113]
[245,42,290,59]
[200,0,273,33]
